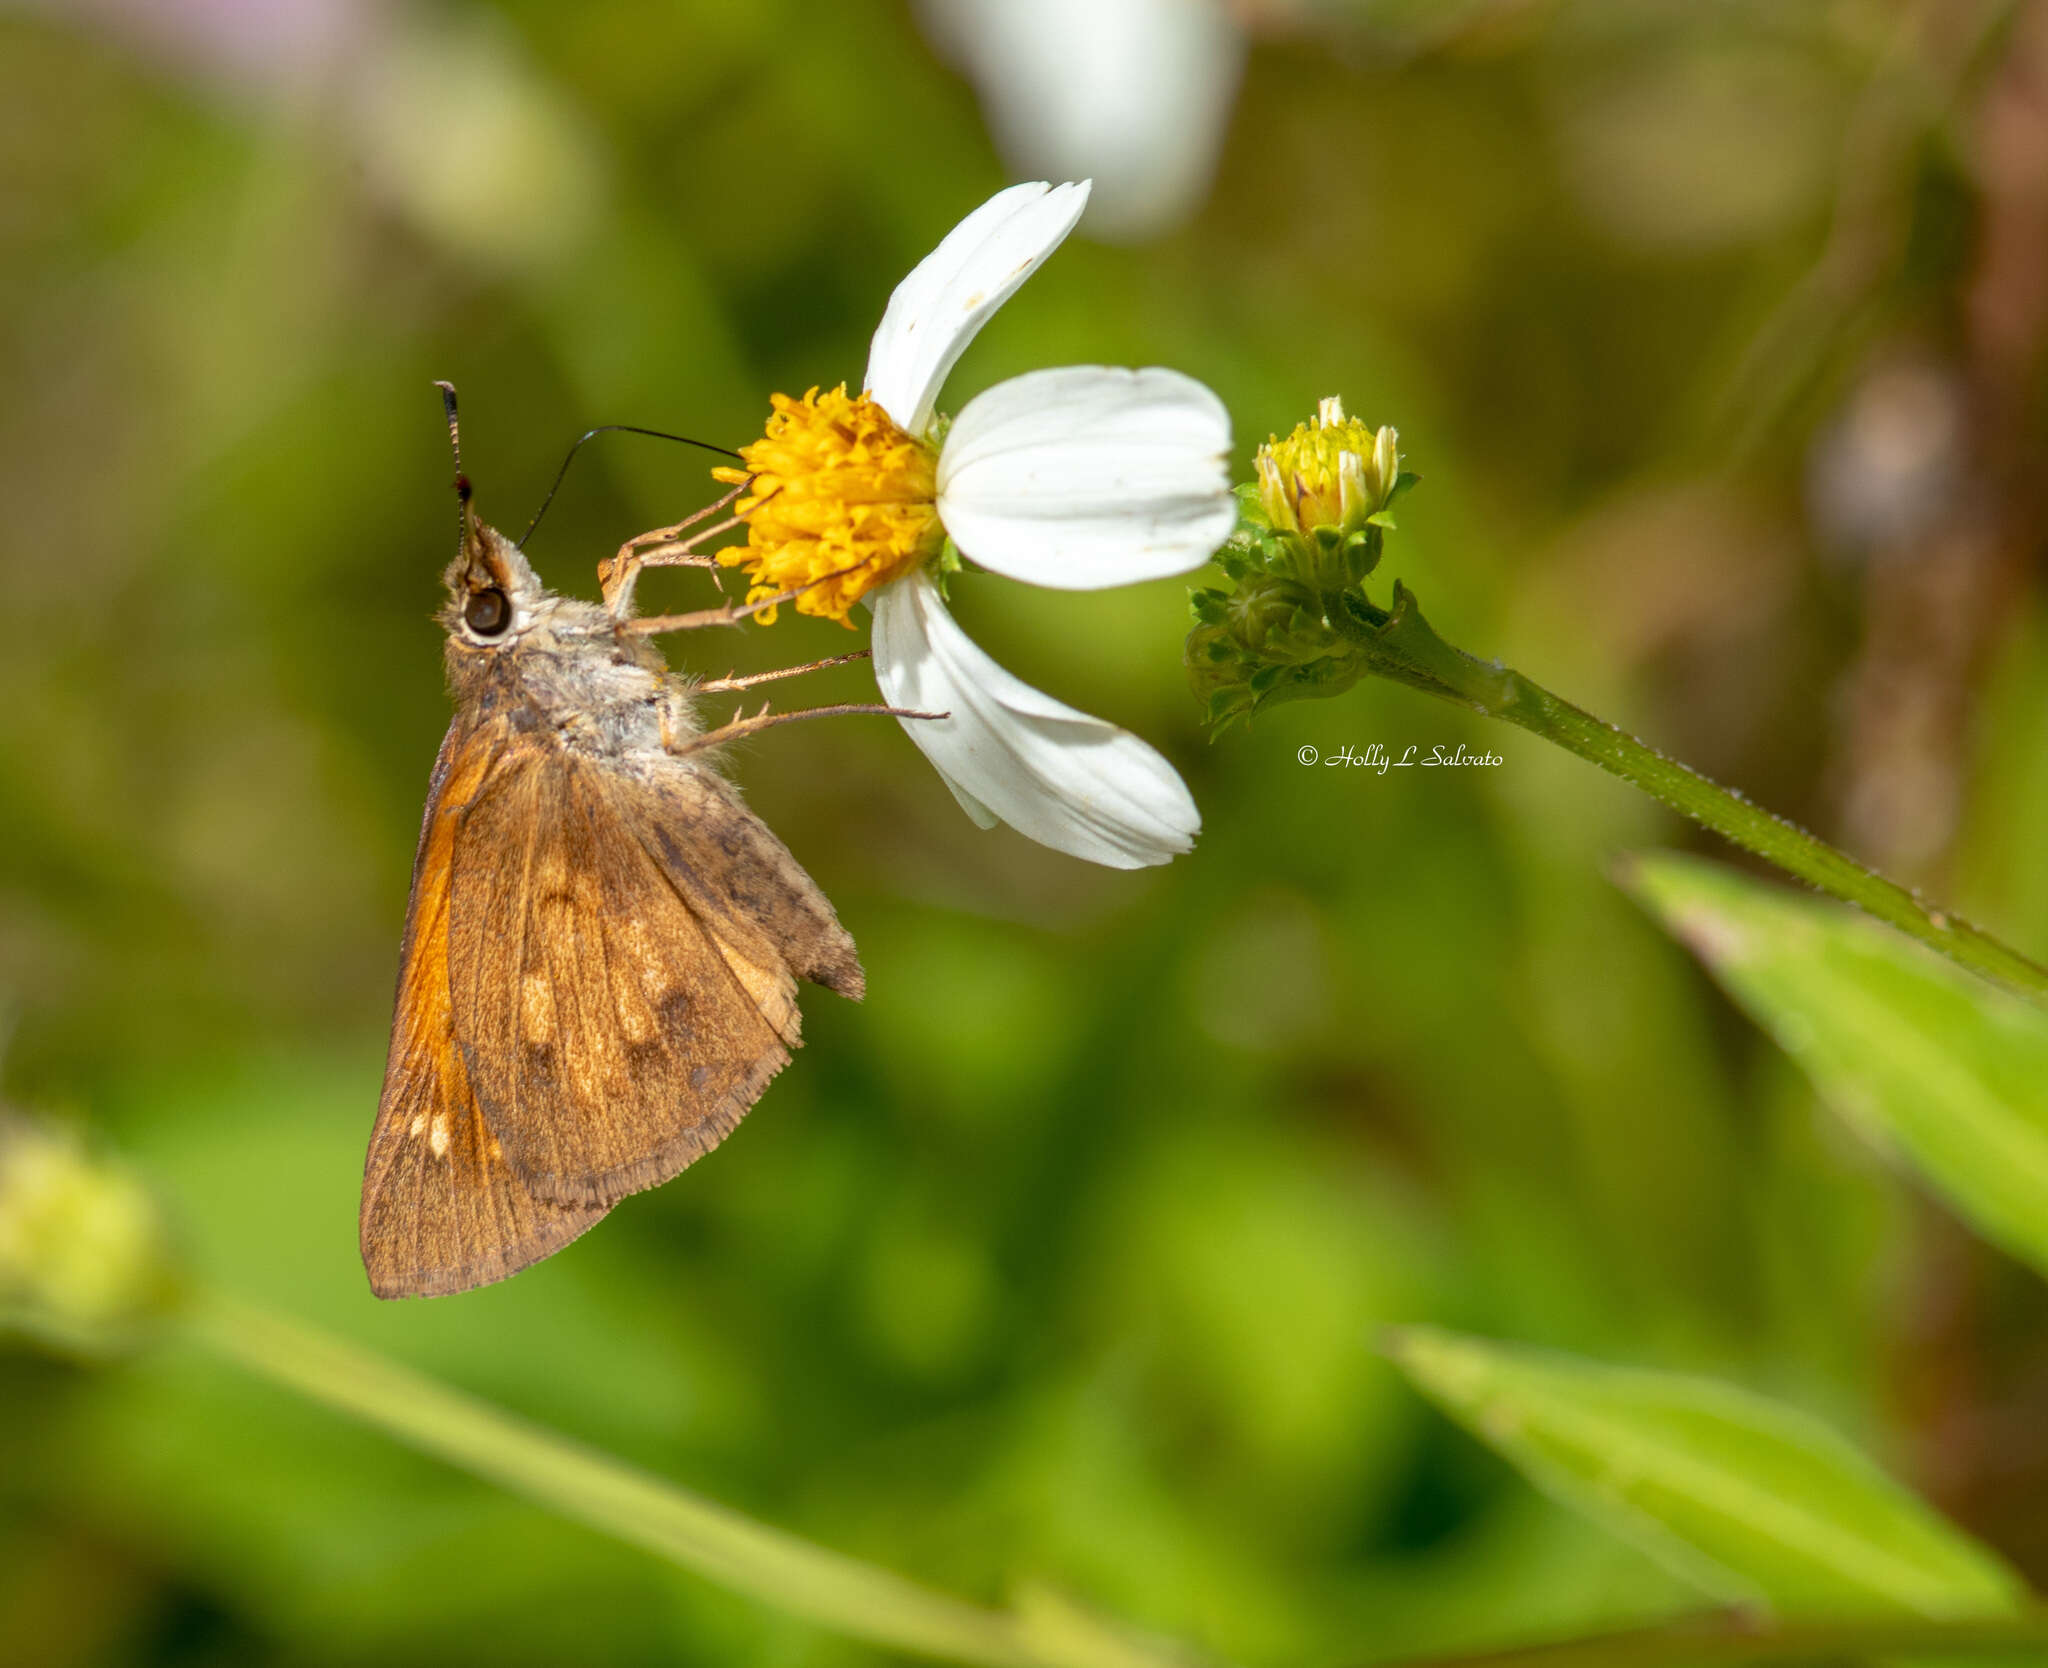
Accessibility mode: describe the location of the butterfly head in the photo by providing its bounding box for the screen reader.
[440,483,550,652]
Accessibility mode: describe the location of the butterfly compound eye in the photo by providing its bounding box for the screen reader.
[464,587,511,636]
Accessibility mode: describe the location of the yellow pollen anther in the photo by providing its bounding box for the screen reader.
[712,385,943,625]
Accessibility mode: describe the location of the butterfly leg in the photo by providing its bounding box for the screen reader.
[625,553,884,638]
[625,587,809,636]
[695,650,872,695]
[600,482,748,616]
[667,698,946,760]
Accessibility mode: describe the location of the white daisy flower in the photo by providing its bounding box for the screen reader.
[714,180,1235,869]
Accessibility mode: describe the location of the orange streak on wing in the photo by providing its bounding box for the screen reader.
[395,732,502,1126]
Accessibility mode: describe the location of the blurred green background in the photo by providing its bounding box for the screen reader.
[6,0,2048,1662]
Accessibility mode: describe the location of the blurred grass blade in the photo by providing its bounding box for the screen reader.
[1626,852,2048,1279]
[189,1292,1207,1668]
[1373,1611,2048,1668]
[1389,1327,2026,1617]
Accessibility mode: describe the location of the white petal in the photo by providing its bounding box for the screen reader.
[871,571,1199,869]
[863,181,1091,437]
[936,366,1235,588]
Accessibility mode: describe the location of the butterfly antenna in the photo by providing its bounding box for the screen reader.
[519,424,743,550]
[432,379,475,549]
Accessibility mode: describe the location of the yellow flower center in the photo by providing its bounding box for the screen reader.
[712,385,943,625]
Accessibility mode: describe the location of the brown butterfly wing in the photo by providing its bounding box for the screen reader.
[446,744,859,1208]
[627,764,864,1003]
[360,721,609,1298]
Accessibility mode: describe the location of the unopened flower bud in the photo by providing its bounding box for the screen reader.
[1188,397,1419,730]
[1254,398,1399,542]
[1251,398,1402,593]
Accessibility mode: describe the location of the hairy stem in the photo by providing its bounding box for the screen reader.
[1356,585,2048,1003]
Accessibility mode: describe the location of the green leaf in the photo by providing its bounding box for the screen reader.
[1626,852,2048,1280]
[1389,1327,2026,1619]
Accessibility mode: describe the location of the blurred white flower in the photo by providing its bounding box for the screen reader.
[716,181,1235,868]
[915,0,1246,241]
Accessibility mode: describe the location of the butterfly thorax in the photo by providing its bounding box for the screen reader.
[445,596,702,762]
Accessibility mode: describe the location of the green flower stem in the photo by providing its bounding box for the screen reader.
[184,1289,1173,1668]
[1348,585,2048,1003]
